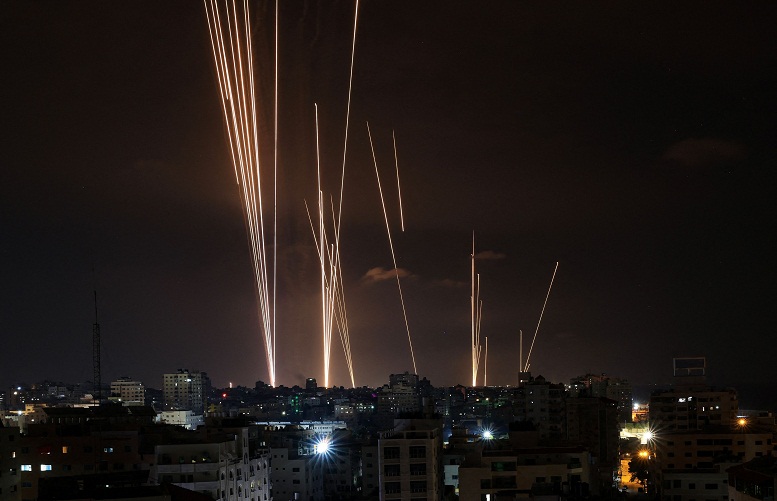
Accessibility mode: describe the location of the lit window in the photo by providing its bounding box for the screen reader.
[21,465,32,471]
[41,465,52,471]
[62,446,69,454]
[104,447,114,453]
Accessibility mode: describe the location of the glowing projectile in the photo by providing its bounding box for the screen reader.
[204,0,277,386]
[392,130,405,232]
[367,122,418,375]
[525,262,559,372]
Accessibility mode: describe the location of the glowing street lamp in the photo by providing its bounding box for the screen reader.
[314,437,331,455]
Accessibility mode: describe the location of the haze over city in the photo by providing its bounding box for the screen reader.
[3,1,776,394]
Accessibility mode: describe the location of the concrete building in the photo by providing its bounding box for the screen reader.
[158,410,205,431]
[0,422,21,501]
[269,446,323,501]
[378,418,443,501]
[513,376,566,440]
[163,369,210,415]
[654,427,774,501]
[568,373,633,423]
[650,357,739,432]
[14,407,154,501]
[727,456,777,501]
[458,445,593,501]
[152,427,271,501]
[110,377,145,406]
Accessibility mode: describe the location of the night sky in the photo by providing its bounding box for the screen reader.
[4,1,776,395]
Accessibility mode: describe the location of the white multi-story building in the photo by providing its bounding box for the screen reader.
[110,377,145,406]
[269,447,323,501]
[158,410,204,431]
[163,369,210,415]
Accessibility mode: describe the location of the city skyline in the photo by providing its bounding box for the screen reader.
[3,2,776,391]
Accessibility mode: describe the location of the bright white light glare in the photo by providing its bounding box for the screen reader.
[643,431,654,441]
[314,438,331,454]
[482,430,494,440]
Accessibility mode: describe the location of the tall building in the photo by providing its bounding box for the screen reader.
[569,373,633,423]
[378,418,443,501]
[513,376,566,440]
[109,377,145,406]
[649,358,738,431]
[163,369,210,415]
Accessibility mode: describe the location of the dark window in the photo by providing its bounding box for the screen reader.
[384,447,400,460]
[410,463,426,476]
[705,484,718,490]
[409,446,426,459]
[384,464,400,477]
[410,480,427,493]
[384,482,400,494]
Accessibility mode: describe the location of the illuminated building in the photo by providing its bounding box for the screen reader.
[649,358,738,431]
[158,410,204,431]
[269,447,323,501]
[163,369,210,415]
[109,377,145,406]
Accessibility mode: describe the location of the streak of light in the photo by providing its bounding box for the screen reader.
[335,0,360,237]
[367,122,418,375]
[484,336,488,387]
[273,0,278,380]
[525,261,559,372]
[305,105,355,389]
[204,0,277,386]
[471,234,484,387]
[392,130,405,232]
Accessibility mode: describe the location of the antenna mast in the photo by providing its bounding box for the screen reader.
[92,291,101,407]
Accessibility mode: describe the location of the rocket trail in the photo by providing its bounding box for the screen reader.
[336,0,360,237]
[525,261,559,372]
[308,105,356,389]
[204,0,277,386]
[392,130,405,232]
[367,122,418,375]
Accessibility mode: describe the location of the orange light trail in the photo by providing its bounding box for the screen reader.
[367,122,418,375]
[306,104,355,389]
[204,0,277,386]
[525,261,559,372]
[392,130,405,232]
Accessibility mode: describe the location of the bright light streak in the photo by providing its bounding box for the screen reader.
[367,122,418,375]
[335,0,360,237]
[643,431,654,441]
[204,0,277,386]
[482,430,494,440]
[471,234,483,386]
[306,105,355,388]
[392,130,405,232]
[525,261,559,372]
